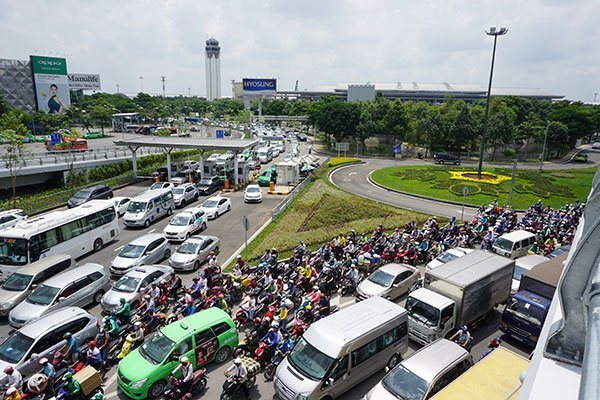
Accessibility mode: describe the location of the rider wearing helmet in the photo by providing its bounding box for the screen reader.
[171,356,194,394]
[224,357,249,399]
[61,332,79,363]
[130,321,145,343]
[38,357,56,395]
[62,372,81,398]
[450,325,473,349]
[86,340,102,369]
[3,366,22,391]
[115,297,131,325]
[4,387,21,400]
[103,316,120,338]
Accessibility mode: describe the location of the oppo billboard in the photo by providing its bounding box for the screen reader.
[30,55,71,114]
[242,78,277,96]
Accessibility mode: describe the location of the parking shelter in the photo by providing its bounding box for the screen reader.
[113,136,260,185]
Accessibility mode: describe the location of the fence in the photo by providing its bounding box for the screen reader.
[271,175,312,220]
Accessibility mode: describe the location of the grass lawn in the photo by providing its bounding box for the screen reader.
[371,166,596,210]
[238,178,430,264]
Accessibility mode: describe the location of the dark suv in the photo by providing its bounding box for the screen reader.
[196,176,222,195]
[67,184,113,208]
[433,152,461,165]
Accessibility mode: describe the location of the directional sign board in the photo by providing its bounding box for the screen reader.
[216,129,225,139]
[393,144,401,154]
[50,133,61,145]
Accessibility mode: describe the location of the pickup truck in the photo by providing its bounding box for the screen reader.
[501,252,568,346]
[406,250,514,345]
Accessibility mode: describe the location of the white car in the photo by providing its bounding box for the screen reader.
[163,209,207,241]
[592,142,600,150]
[244,184,263,203]
[426,247,474,271]
[173,183,199,208]
[0,209,27,230]
[112,197,131,217]
[199,196,231,219]
[147,182,175,192]
[182,160,200,171]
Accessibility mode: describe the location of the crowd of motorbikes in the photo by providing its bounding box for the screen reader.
[2,199,583,399]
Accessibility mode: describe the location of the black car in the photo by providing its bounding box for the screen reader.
[151,165,178,181]
[433,152,461,165]
[196,176,222,195]
[67,184,113,208]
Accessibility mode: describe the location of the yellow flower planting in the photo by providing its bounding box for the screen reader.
[449,171,511,185]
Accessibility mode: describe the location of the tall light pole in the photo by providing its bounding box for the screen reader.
[139,76,144,93]
[477,26,508,177]
[160,76,166,98]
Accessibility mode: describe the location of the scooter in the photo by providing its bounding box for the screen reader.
[220,374,256,400]
[264,347,288,381]
[164,369,207,400]
[116,333,140,360]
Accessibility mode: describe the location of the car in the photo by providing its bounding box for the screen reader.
[151,165,177,182]
[113,197,131,217]
[426,247,474,271]
[172,183,198,208]
[0,209,27,231]
[101,265,174,312]
[271,145,281,157]
[110,233,171,275]
[9,263,110,328]
[257,147,274,164]
[147,181,175,192]
[433,152,461,165]
[163,209,207,241]
[169,235,220,271]
[0,307,98,383]
[182,160,200,171]
[171,169,198,186]
[196,176,222,195]
[592,142,600,150]
[244,184,263,203]
[547,245,571,259]
[199,196,231,219]
[297,132,308,141]
[355,263,420,302]
[67,185,113,208]
[257,168,276,187]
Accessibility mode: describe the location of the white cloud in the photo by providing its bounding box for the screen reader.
[1,0,598,100]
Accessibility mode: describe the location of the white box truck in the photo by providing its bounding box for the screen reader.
[406,250,514,346]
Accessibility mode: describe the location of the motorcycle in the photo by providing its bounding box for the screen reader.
[220,374,256,400]
[233,330,260,358]
[264,347,288,381]
[339,277,357,296]
[253,341,271,368]
[233,305,261,329]
[116,333,141,361]
[164,368,208,399]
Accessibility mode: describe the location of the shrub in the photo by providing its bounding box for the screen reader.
[327,157,361,168]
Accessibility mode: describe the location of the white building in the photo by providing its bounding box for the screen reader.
[205,37,221,101]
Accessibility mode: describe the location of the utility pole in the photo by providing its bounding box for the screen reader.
[116,83,120,93]
[160,76,166,98]
[139,76,144,93]
[294,80,299,91]
[188,87,191,96]
[595,92,598,103]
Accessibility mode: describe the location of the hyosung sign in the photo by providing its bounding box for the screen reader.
[242,78,277,96]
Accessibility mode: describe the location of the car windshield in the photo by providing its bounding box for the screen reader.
[139,331,175,365]
[368,269,395,287]
[435,252,459,264]
[26,284,60,306]
[406,297,440,328]
[2,273,33,291]
[173,187,185,195]
[170,215,191,226]
[0,332,34,364]
[199,179,212,185]
[0,238,28,266]
[494,238,513,252]
[203,200,218,208]
[288,337,334,381]
[72,190,91,199]
[177,242,200,254]
[112,276,140,293]
[247,187,260,193]
[127,201,147,213]
[506,298,546,326]
[150,183,165,190]
[119,244,145,259]
[382,364,429,400]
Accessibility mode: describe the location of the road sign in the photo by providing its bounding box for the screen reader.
[242,216,249,231]
[393,144,401,154]
[50,133,61,145]
[216,129,225,139]
[335,142,349,151]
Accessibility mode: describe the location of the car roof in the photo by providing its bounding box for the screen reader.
[84,185,109,190]
[497,229,535,241]
[161,307,231,341]
[378,263,415,275]
[0,209,24,217]
[11,254,72,275]
[18,307,94,339]
[43,263,104,287]
[128,233,165,245]
[121,265,170,279]
[189,234,218,242]
[399,339,469,384]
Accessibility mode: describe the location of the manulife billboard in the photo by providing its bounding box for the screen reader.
[30,55,71,114]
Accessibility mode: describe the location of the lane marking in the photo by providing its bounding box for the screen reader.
[113,245,124,252]
[148,228,156,233]
[349,172,357,176]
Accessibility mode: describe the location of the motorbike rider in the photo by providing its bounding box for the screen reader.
[3,387,21,400]
[130,321,145,343]
[103,316,120,338]
[233,255,245,276]
[93,394,107,400]
[261,327,280,358]
[318,292,331,316]
[189,277,203,299]
[224,357,250,399]
[450,326,473,350]
[115,297,131,325]
[61,372,81,399]
[60,332,79,363]
[39,357,56,395]
[85,340,103,370]
[95,327,111,368]
[3,366,22,392]
[181,297,197,317]
[170,356,194,394]
[278,301,290,331]
[167,274,182,295]
[148,282,161,303]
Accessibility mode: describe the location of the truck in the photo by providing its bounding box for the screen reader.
[406,250,514,346]
[500,252,568,347]
[430,346,529,400]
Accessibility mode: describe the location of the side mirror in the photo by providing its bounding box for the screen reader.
[58,297,66,302]
[31,284,38,290]
[328,377,335,386]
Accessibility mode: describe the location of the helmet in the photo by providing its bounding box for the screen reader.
[63,372,73,380]
[159,279,166,285]
[144,294,151,300]
[312,285,319,291]
[237,255,242,259]
[5,387,16,395]
[461,325,468,332]
[94,394,105,400]
[63,332,72,340]
[180,356,189,363]
[89,340,97,347]
[269,327,276,333]
[39,357,49,365]
[3,366,13,374]
[134,321,142,327]
[120,298,126,304]
[183,394,193,400]
[234,357,242,365]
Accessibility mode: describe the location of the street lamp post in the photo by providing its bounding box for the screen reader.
[139,76,144,93]
[477,26,508,177]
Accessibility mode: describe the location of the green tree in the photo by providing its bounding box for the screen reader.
[0,123,28,206]
[545,121,570,158]
[381,99,410,142]
[309,96,361,144]
[89,104,115,133]
[487,107,516,160]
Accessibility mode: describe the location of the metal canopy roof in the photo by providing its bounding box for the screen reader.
[113,136,260,151]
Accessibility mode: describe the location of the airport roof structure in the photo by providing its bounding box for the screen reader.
[113,136,260,151]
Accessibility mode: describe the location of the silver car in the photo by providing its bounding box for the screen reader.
[9,263,111,328]
[356,263,420,302]
[173,183,199,208]
[101,265,174,312]
[110,233,171,275]
[0,307,97,384]
[168,235,220,271]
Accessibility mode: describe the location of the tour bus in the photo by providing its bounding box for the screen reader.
[0,200,119,279]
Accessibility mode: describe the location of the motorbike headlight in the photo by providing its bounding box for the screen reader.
[131,378,147,388]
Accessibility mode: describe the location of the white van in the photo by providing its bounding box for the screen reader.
[257,147,273,164]
[123,189,174,228]
[492,230,536,259]
[275,296,409,400]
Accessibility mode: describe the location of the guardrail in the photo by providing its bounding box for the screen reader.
[271,176,312,220]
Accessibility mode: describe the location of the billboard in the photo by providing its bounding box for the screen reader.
[243,78,277,96]
[30,55,71,114]
[68,73,101,90]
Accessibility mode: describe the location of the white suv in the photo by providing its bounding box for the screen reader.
[163,208,207,241]
[173,183,198,207]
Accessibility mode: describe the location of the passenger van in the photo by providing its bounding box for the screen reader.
[117,307,238,399]
[257,147,273,164]
[275,296,408,400]
[492,230,536,259]
[366,339,473,400]
[0,254,75,316]
[123,189,174,228]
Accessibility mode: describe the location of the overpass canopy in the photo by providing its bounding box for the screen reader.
[113,136,260,151]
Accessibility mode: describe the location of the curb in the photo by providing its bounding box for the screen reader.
[267,191,290,195]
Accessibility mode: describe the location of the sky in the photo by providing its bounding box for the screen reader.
[1,0,598,101]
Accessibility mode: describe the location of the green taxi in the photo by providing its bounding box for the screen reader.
[117,307,238,399]
[257,166,277,186]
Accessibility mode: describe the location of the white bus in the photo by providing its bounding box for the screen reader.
[0,200,119,278]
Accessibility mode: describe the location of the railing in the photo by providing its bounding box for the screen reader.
[271,175,312,220]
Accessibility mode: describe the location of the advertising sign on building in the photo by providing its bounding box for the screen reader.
[30,55,71,114]
[68,73,101,90]
[242,78,277,96]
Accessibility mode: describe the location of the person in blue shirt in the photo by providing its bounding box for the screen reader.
[261,327,280,351]
[61,332,79,362]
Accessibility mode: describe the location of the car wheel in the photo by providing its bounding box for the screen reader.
[181,199,186,207]
[387,354,401,371]
[167,207,173,215]
[227,204,231,211]
[202,222,207,231]
[93,290,105,304]
[214,346,230,364]
[215,246,219,254]
[215,212,219,218]
[186,233,191,240]
[193,261,200,270]
[93,238,103,252]
[194,194,199,201]
[144,220,151,228]
[164,248,171,259]
[148,380,166,399]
